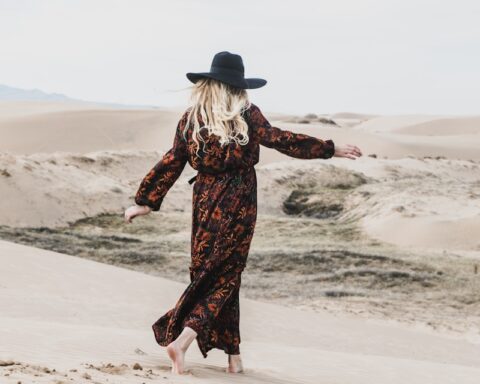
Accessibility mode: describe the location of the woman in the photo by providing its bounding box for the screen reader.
[124,51,362,375]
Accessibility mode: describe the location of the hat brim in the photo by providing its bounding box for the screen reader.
[186,72,267,89]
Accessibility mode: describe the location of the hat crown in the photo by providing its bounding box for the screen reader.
[210,51,244,75]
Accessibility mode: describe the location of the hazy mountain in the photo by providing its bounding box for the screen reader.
[0,84,158,109]
[0,84,73,102]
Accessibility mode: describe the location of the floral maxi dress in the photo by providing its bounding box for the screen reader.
[134,102,335,358]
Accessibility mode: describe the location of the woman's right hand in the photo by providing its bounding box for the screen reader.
[333,144,363,160]
[124,204,152,223]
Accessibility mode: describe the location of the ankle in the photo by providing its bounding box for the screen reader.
[172,337,189,353]
[173,327,198,352]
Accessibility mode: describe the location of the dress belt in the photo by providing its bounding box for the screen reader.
[188,166,253,185]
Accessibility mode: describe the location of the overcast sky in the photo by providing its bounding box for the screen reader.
[1,0,479,115]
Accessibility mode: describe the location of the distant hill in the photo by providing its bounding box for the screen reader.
[0,84,73,102]
[0,84,159,109]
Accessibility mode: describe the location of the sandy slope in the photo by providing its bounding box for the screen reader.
[2,149,480,253]
[0,101,181,154]
[1,102,480,383]
[1,96,480,253]
[0,240,479,384]
[2,101,480,161]
[353,114,480,135]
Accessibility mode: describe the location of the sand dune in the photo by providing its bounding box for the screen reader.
[0,101,181,154]
[353,115,442,133]
[1,101,480,382]
[1,240,479,384]
[353,114,480,135]
[394,117,480,136]
[2,148,480,253]
[0,150,197,227]
[2,101,480,160]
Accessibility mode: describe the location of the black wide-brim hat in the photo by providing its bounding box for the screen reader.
[186,51,267,89]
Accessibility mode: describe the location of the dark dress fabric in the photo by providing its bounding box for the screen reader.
[134,102,335,358]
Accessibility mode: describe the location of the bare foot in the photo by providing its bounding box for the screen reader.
[166,341,185,374]
[226,354,244,373]
[165,326,197,375]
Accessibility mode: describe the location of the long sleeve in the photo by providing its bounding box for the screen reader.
[134,113,189,211]
[249,103,335,159]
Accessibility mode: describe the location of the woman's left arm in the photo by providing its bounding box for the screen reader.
[250,103,336,159]
[134,113,189,211]
[250,103,361,160]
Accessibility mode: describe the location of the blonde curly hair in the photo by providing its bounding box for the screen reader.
[184,78,251,158]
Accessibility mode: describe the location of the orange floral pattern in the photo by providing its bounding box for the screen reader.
[135,102,335,358]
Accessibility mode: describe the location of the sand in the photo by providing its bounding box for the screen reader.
[1,100,480,383]
[1,240,479,384]
[2,149,480,252]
